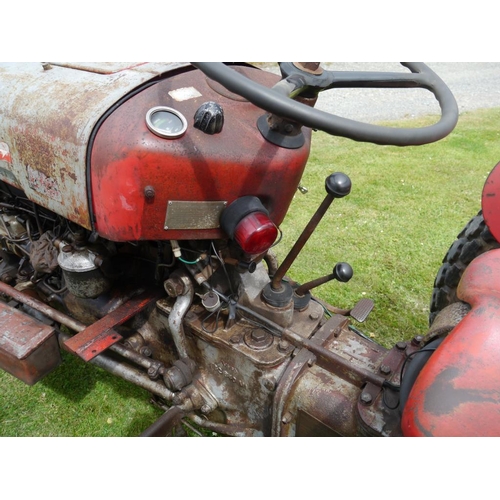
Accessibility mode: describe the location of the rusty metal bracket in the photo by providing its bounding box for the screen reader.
[64,288,163,361]
[272,314,348,436]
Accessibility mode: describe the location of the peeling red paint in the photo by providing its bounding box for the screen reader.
[402,249,500,436]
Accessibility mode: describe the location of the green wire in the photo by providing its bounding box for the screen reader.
[178,256,200,265]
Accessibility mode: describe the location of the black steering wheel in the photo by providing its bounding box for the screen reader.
[191,62,459,147]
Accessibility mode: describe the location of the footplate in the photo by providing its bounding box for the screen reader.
[64,288,162,362]
[0,301,61,385]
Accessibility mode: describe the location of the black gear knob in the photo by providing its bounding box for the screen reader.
[333,262,353,282]
[325,172,351,198]
[194,101,224,134]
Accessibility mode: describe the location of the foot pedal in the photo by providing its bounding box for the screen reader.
[350,298,374,323]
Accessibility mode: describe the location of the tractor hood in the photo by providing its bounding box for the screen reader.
[0,62,189,228]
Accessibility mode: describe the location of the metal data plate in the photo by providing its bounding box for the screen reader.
[164,201,227,230]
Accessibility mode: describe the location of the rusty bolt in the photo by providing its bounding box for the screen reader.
[309,311,320,321]
[263,378,276,391]
[230,334,242,344]
[201,404,211,414]
[1,274,13,284]
[144,186,155,199]
[140,346,153,357]
[396,341,407,351]
[251,329,267,342]
[380,365,391,375]
[164,277,185,297]
[172,393,186,405]
[277,339,290,353]
[412,335,424,346]
[360,392,372,405]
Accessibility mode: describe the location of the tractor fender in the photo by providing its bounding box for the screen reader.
[401,249,500,436]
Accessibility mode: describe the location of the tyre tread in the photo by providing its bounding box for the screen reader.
[429,211,500,324]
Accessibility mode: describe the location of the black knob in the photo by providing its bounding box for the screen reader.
[325,172,351,198]
[194,101,224,134]
[333,262,353,282]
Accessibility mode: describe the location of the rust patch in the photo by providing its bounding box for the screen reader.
[26,165,62,201]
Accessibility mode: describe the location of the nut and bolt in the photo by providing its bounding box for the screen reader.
[277,339,290,353]
[140,346,153,357]
[263,378,276,391]
[360,392,373,405]
[396,341,407,351]
[230,334,242,344]
[164,277,185,297]
[172,393,186,405]
[380,364,391,375]
[200,404,211,414]
[144,186,155,199]
[281,412,293,424]
[309,311,320,321]
[412,335,424,346]
[251,329,267,342]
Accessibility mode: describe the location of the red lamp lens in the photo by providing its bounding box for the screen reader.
[233,212,278,254]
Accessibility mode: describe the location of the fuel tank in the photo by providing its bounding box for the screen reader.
[0,62,312,242]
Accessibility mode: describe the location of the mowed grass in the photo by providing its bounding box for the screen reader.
[276,108,500,346]
[1,108,500,436]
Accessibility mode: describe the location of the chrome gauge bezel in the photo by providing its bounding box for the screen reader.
[145,106,188,139]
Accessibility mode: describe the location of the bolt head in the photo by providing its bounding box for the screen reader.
[360,392,372,405]
[144,186,155,199]
[251,329,267,342]
[278,340,290,353]
[380,364,391,375]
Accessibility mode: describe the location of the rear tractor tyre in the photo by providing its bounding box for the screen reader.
[429,211,500,325]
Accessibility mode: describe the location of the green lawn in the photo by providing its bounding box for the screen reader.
[1,107,500,436]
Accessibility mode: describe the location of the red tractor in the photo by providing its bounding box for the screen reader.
[0,61,497,436]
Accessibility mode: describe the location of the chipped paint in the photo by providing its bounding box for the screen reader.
[0,62,190,229]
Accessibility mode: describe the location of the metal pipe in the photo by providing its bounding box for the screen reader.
[187,414,261,437]
[140,405,186,437]
[0,280,165,373]
[0,280,86,332]
[280,328,386,388]
[168,275,194,359]
[57,331,175,401]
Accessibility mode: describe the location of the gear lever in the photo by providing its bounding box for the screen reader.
[262,172,352,308]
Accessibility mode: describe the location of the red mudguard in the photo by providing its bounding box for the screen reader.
[483,161,500,243]
[401,249,500,436]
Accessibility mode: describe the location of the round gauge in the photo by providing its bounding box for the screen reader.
[146,106,188,138]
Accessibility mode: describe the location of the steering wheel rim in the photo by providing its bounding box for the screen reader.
[191,62,459,147]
